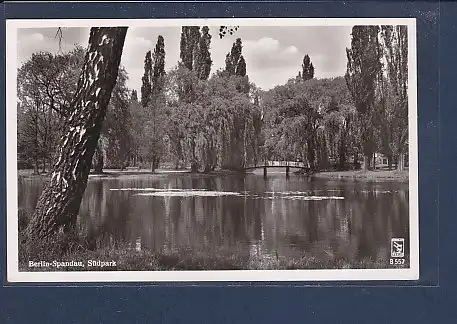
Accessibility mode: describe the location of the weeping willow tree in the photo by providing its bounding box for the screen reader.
[166,67,260,173]
[26,27,128,240]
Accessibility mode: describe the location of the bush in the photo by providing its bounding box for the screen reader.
[19,229,88,270]
[18,208,29,232]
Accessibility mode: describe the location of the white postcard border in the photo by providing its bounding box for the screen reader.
[6,18,419,283]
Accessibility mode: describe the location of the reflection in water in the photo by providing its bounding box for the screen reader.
[18,174,409,267]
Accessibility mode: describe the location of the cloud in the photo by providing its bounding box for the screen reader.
[284,46,298,54]
[124,68,144,96]
[120,27,183,91]
[28,32,44,42]
[121,35,155,70]
[249,67,296,90]
[135,36,153,47]
[242,37,304,79]
[17,27,91,67]
[16,25,353,93]
[253,37,280,51]
[18,31,59,65]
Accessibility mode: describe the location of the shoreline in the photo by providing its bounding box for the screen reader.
[18,168,409,182]
[310,170,409,182]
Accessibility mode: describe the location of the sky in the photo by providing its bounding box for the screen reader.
[17,25,353,92]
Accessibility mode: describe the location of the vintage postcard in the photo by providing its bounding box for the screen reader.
[6,18,418,282]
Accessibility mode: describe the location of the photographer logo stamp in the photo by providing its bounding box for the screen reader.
[391,238,405,258]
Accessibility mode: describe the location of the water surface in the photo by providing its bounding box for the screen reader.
[18,172,410,268]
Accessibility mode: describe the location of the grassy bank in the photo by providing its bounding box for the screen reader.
[18,229,406,272]
[20,244,399,272]
[17,168,249,181]
[311,169,409,182]
[18,168,188,178]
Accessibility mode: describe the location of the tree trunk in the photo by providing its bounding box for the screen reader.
[150,154,158,172]
[34,158,39,175]
[307,137,315,171]
[189,137,199,172]
[397,153,405,171]
[93,144,104,174]
[26,27,128,240]
[338,137,346,171]
[154,156,160,170]
[363,155,370,171]
[190,162,199,173]
[353,153,360,170]
[94,156,103,174]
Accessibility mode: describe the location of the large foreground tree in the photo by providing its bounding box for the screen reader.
[26,27,128,240]
[25,25,237,241]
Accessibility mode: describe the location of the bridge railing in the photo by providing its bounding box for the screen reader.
[246,160,308,168]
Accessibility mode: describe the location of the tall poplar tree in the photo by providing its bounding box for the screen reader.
[345,25,382,170]
[148,35,166,171]
[180,26,200,71]
[140,51,152,108]
[131,89,138,102]
[302,54,315,81]
[179,26,202,104]
[380,25,408,171]
[235,56,246,77]
[225,38,243,75]
[151,35,166,95]
[224,38,249,95]
[195,26,212,80]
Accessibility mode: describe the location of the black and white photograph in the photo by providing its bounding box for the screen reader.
[6,18,418,282]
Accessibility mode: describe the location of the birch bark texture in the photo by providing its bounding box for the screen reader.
[26,27,128,240]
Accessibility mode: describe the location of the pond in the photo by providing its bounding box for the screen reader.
[18,171,410,268]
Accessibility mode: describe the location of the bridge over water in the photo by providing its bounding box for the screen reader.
[244,161,311,177]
